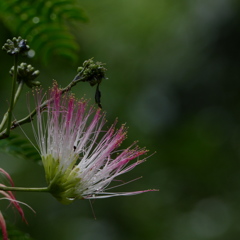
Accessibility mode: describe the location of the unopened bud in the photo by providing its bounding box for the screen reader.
[2,36,30,56]
[77,58,107,86]
[76,58,107,108]
[9,63,40,88]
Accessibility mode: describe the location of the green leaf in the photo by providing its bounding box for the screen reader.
[0,0,88,64]
[4,223,34,240]
[0,134,41,162]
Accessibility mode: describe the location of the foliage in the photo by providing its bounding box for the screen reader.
[3,224,34,240]
[0,133,40,162]
[0,0,88,64]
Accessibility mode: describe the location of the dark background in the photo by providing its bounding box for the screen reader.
[0,0,240,239]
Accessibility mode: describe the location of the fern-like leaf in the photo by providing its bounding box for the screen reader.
[0,0,88,64]
[0,134,40,162]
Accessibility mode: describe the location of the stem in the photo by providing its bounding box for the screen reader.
[0,55,18,138]
[0,185,49,192]
[0,81,24,132]
[13,80,24,105]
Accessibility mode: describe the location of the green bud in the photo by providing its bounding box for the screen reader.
[2,36,30,56]
[9,62,40,88]
[76,58,107,108]
[77,58,107,86]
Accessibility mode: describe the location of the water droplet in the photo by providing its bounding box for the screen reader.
[67,197,75,201]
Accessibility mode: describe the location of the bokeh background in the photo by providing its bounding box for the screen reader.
[0,0,240,239]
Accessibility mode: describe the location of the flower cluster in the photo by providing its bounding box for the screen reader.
[9,62,40,88]
[2,36,29,56]
[0,168,28,240]
[33,82,155,204]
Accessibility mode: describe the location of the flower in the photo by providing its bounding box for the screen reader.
[0,168,28,240]
[33,82,156,204]
[0,211,7,240]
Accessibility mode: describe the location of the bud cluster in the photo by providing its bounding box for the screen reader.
[77,58,107,86]
[2,37,30,56]
[9,63,40,88]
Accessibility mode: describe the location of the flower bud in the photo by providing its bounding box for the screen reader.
[9,62,40,88]
[76,58,107,108]
[77,58,107,86]
[2,36,30,56]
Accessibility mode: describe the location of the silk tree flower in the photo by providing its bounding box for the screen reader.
[0,211,7,240]
[0,168,28,240]
[33,82,156,204]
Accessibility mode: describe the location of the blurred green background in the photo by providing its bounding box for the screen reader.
[0,0,240,239]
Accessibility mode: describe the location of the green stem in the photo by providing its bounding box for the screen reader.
[0,185,49,192]
[13,80,24,105]
[0,81,24,132]
[2,55,18,138]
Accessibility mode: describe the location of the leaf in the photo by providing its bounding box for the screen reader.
[0,0,88,64]
[0,134,41,162]
[5,223,34,240]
